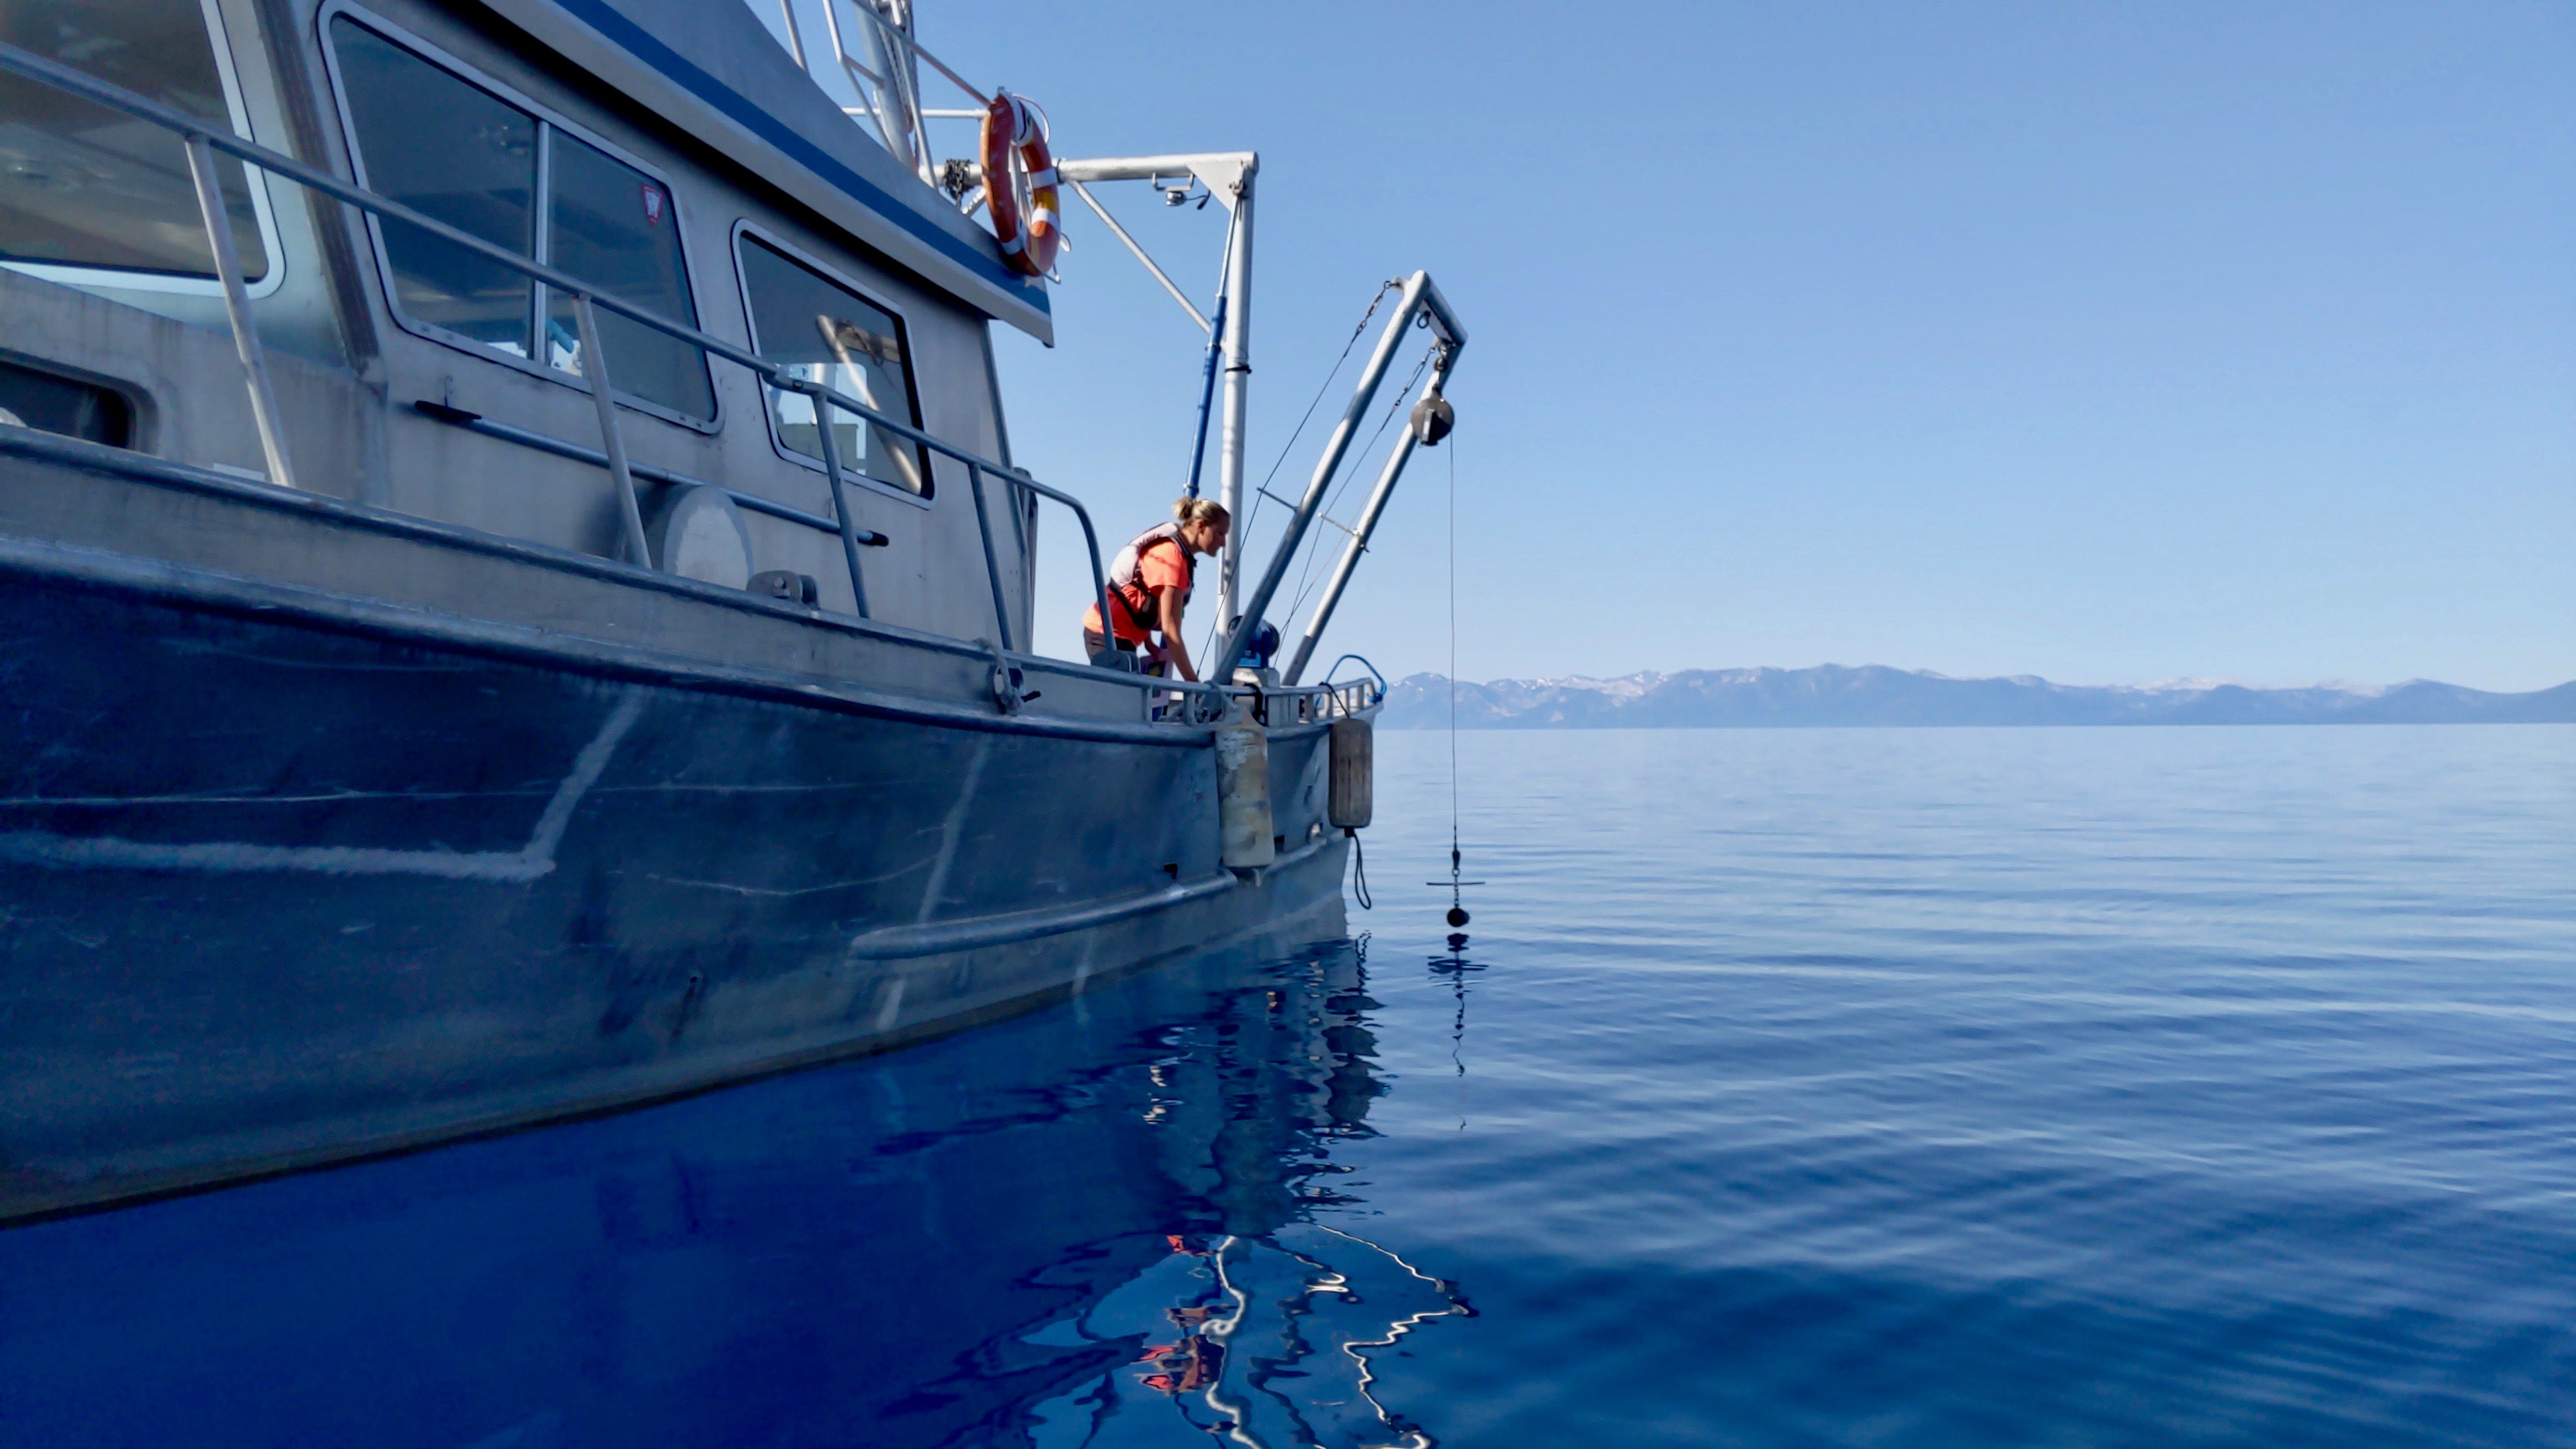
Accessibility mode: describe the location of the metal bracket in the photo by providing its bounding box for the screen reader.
[986,639,1027,714]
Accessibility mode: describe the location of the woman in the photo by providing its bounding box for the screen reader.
[1083,497,1231,681]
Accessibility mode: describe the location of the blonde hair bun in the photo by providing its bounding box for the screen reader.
[1173,496,1231,526]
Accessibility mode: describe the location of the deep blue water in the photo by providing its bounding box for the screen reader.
[5,724,2572,1447]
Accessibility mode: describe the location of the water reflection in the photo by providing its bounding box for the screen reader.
[1021,1224,1464,1448]
[0,939,1465,1448]
[1426,933,1487,1133]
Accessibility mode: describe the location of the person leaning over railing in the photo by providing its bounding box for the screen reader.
[1083,498,1230,682]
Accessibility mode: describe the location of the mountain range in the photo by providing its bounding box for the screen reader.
[1375,665,2576,729]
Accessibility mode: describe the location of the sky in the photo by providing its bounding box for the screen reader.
[875,2,2570,690]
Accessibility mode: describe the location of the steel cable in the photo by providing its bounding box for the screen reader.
[1279,343,1436,630]
[1448,426,1459,881]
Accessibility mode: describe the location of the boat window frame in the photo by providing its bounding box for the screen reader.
[315,1,720,434]
[0,0,290,301]
[729,218,936,511]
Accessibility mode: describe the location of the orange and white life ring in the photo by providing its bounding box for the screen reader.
[981,91,1059,278]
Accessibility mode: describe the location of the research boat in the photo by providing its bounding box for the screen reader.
[0,0,1463,1221]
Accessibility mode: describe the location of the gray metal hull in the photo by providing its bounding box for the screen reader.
[0,438,1354,1222]
[0,938,1397,1446]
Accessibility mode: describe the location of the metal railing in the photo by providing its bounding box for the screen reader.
[406,400,881,543]
[1302,657,1384,722]
[769,0,967,189]
[0,38,1256,722]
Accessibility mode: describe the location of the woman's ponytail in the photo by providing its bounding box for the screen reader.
[1173,496,1231,527]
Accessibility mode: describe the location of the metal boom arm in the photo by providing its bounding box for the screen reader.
[1280,344,1459,684]
[1216,270,1465,684]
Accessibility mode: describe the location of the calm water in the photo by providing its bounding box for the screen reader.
[5,725,2572,1447]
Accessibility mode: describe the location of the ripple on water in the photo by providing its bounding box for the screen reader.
[1342,725,2576,1446]
[0,725,2567,1446]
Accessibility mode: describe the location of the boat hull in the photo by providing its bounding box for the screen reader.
[0,939,1395,1446]
[0,566,1350,1222]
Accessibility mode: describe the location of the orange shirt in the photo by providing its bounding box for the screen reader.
[1085,539,1193,645]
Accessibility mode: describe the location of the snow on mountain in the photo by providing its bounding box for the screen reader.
[1376,666,2576,729]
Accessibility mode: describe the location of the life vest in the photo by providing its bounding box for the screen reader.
[1106,522,1193,637]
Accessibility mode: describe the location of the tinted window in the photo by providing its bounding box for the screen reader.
[542,132,711,419]
[0,0,268,280]
[0,359,133,447]
[331,18,535,356]
[737,235,928,497]
[327,19,712,419]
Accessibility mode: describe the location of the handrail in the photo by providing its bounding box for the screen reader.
[1321,653,1387,694]
[964,460,1013,651]
[181,133,294,492]
[407,400,887,543]
[0,39,1194,705]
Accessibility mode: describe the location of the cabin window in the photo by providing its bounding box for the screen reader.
[328,19,533,354]
[542,133,714,419]
[735,232,931,498]
[0,358,134,449]
[325,15,712,421]
[0,0,274,288]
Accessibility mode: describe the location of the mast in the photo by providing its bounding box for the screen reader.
[1213,161,1254,633]
[1051,155,1258,627]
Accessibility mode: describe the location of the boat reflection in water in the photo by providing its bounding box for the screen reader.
[1031,1224,1462,1448]
[0,934,1465,1448]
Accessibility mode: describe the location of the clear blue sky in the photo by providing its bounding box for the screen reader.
[914,1,2573,690]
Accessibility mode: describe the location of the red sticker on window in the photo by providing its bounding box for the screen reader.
[641,184,665,225]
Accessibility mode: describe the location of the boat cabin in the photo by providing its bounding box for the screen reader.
[0,0,1421,1227]
[0,0,1049,643]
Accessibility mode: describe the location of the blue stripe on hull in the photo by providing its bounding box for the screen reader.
[0,580,1345,1220]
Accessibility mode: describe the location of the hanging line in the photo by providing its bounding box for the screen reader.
[1432,426,1481,926]
[1279,341,1437,627]
[1240,279,1400,539]
[1448,423,1460,889]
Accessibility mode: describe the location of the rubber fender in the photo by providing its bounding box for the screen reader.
[1328,718,1373,830]
[1214,723,1276,869]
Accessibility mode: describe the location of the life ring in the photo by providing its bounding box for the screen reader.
[981,91,1059,278]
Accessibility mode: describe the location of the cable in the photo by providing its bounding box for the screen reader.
[1240,280,1399,541]
[1348,828,1373,910]
[1276,343,1435,630]
[1430,429,1481,929]
[1202,281,1401,666]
